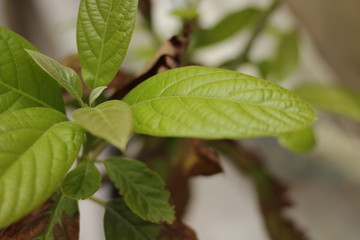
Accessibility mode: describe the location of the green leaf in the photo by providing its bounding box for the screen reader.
[26,49,84,106]
[295,84,360,122]
[36,191,79,240]
[195,8,262,48]
[72,100,132,151]
[270,30,300,82]
[77,0,139,88]
[0,27,64,113]
[123,66,317,139]
[89,86,108,107]
[0,108,84,228]
[104,199,161,240]
[61,161,102,200]
[104,157,175,223]
[278,127,316,153]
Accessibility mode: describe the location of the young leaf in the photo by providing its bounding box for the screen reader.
[295,84,360,122]
[104,199,161,240]
[0,108,84,228]
[0,191,79,240]
[26,50,84,106]
[104,157,175,223]
[77,0,139,88]
[123,66,317,139]
[271,30,300,82]
[89,86,108,107]
[72,100,132,151]
[0,27,64,113]
[278,127,316,153]
[61,161,102,200]
[195,8,262,48]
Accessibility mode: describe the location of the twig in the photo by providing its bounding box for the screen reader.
[230,0,282,68]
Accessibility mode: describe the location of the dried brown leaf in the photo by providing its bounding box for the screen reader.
[157,220,197,240]
[0,192,79,240]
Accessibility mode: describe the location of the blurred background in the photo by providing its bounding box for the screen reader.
[1,0,360,239]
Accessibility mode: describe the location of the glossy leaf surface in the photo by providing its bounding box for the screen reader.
[61,161,102,200]
[26,50,84,106]
[77,0,139,88]
[295,84,360,122]
[123,66,317,139]
[104,199,161,240]
[72,100,132,151]
[0,108,84,228]
[104,157,175,223]
[0,27,64,113]
[278,127,316,153]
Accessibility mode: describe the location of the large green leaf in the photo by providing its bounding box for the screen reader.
[77,0,139,88]
[0,108,84,228]
[104,199,161,240]
[278,127,316,153]
[0,27,64,113]
[104,157,175,223]
[72,100,132,151]
[123,66,317,139]
[61,161,102,200]
[195,8,262,48]
[295,84,360,122]
[26,50,84,106]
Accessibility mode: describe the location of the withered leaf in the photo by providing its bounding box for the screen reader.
[0,190,79,240]
[111,34,189,100]
[157,220,197,240]
[167,139,222,219]
[209,140,308,240]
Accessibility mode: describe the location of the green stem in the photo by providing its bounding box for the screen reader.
[90,141,108,161]
[230,0,282,68]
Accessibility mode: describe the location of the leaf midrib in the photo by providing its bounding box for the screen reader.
[129,95,314,118]
[105,202,153,240]
[1,122,66,180]
[0,81,52,108]
[106,160,170,222]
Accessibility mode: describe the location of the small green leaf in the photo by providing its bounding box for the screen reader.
[77,0,139,88]
[89,86,108,107]
[61,161,102,200]
[0,27,64,113]
[278,127,316,153]
[36,191,79,240]
[104,157,175,223]
[72,100,132,151]
[295,84,360,122]
[26,49,84,106]
[123,66,317,139]
[104,199,161,240]
[270,30,300,82]
[0,108,84,228]
[195,8,262,48]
